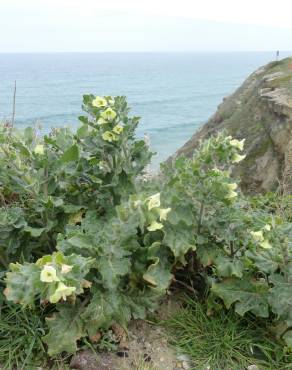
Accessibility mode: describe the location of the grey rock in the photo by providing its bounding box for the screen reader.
[169,57,292,193]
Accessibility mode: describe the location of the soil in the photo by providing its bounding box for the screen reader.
[69,296,191,370]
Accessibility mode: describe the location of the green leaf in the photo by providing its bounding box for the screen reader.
[163,222,196,261]
[214,255,244,278]
[196,244,220,266]
[98,255,130,290]
[77,124,89,138]
[60,144,79,163]
[143,257,173,291]
[211,276,270,317]
[245,249,279,274]
[67,235,94,250]
[13,142,31,157]
[24,226,46,238]
[166,205,194,226]
[62,204,84,213]
[0,207,27,229]
[126,289,160,319]
[43,303,86,356]
[81,291,121,336]
[78,115,89,125]
[268,274,292,326]
[283,330,292,348]
[5,263,42,306]
[52,198,64,207]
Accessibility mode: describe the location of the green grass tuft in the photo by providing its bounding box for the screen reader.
[0,302,48,369]
[164,297,292,370]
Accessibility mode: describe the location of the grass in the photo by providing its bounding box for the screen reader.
[164,296,292,370]
[1,293,292,370]
[0,301,48,369]
[133,358,161,370]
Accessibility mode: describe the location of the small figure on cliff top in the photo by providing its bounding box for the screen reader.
[276,50,280,61]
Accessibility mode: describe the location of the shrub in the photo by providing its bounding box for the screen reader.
[160,134,292,351]
[2,95,178,356]
[0,95,151,270]
[3,95,292,359]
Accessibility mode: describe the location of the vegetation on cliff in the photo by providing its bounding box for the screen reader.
[0,94,292,368]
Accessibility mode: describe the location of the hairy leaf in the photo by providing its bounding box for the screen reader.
[211,276,270,317]
[60,144,79,163]
[43,303,86,356]
[163,222,196,261]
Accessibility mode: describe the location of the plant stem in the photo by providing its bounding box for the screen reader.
[173,277,198,295]
[230,240,234,257]
[197,202,204,234]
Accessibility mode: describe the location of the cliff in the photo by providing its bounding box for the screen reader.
[171,57,292,193]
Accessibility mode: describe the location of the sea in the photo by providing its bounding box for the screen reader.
[0,52,291,167]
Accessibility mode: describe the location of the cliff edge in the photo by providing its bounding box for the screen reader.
[171,57,292,193]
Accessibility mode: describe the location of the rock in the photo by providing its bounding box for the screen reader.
[176,354,191,362]
[182,360,190,369]
[169,57,292,193]
[247,365,259,370]
[70,349,99,370]
[176,354,192,370]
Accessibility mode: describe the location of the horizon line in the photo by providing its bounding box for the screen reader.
[1,50,292,54]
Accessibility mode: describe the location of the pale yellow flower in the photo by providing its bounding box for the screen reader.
[100,107,117,121]
[226,183,238,191]
[34,145,44,155]
[226,191,238,199]
[102,131,117,142]
[260,240,272,249]
[61,264,73,274]
[97,117,108,125]
[264,224,271,231]
[250,230,264,242]
[40,265,59,283]
[230,138,245,151]
[49,282,76,304]
[147,221,164,231]
[212,168,222,175]
[159,208,171,221]
[92,96,107,108]
[147,193,161,210]
[112,125,123,134]
[232,153,246,163]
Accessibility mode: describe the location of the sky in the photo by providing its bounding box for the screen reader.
[1,0,292,52]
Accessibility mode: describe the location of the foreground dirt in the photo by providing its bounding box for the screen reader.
[69,297,191,370]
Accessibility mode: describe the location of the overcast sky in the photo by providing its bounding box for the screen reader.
[1,0,292,52]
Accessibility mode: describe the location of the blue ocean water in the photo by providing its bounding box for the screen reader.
[0,52,290,167]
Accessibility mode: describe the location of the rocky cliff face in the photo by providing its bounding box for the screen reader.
[171,57,292,193]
